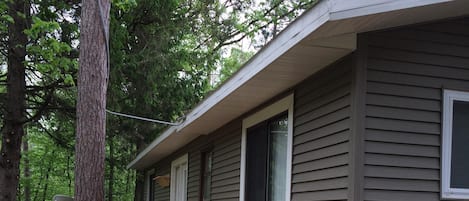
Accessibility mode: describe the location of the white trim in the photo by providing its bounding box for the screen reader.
[239,94,294,201]
[329,0,451,21]
[170,154,188,201]
[442,89,469,200]
[145,169,155,201]
[128,0,469,170]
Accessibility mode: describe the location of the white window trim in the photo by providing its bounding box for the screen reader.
[145,169,155,201]
[170,154,188,201]
[442,89,469,199]
[239,94,294,201]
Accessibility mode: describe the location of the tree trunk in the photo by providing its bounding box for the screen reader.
[75,0,110,201]
[0,0,29,200]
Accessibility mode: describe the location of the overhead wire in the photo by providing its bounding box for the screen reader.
[95,0,184,126]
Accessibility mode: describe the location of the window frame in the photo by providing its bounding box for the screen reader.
[170,154,189,201]
[239,94,294,201]
[146,169,155,201]
[199,148,213,201]
[442,89,469,199]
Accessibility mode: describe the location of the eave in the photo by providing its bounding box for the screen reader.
[128,0,469,170]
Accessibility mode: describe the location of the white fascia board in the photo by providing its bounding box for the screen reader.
[126,0,333,169]
[329,0,452,20]
[177,1,333,132]
[127,0,467,170]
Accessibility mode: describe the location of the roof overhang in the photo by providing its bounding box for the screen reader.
[128,0,469,170]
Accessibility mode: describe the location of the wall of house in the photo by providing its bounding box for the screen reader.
[146,120,242,201]
[145,52,356,201]
[292,55,354,201]
[361,16,469,201]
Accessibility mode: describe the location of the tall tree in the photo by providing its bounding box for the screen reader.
[0,0,29,200]
[75,0,110,201]
[1,0,79,199]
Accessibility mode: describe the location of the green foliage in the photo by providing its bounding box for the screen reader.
[2,0,318,200]
[19,124,75,201]
[218,48,254,84]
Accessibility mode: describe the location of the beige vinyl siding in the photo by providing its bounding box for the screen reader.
[362,17,469,201]
[292,55,353,201]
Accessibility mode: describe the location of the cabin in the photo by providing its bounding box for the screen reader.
[128,0,469,200]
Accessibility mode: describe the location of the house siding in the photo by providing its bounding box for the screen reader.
[148,121,242,201]
[362,17,469,201]
[292,55,354,201]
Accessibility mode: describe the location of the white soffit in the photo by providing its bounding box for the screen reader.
[128,0,469,169]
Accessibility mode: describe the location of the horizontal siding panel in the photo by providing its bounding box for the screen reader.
[415,21,469,36]
[368,69,469,90]
[295,95,351,126]
[291,189,348,201]
[212,142,240,159]
[296,75,350,107]
[366,93,440,112]
[291,177,348,193]
[293,142,348,164]
[212,155,240,171]
[295,107,350,134]
[292,165,348,183]
[364,189,440,201]
[295,84,351,117]
[368,46,469,69]
[365,153,439,169]
[211,176,239,189]
[295,62,351,101]
[365,141,439,158]
[367,81,441,100]
[295,117,350,139]
[367,35,469,58]
[372,28,469,46]
[364,177,439,192]
[365,165,439,180]
[294,130,349,155]
[366,117,440,135]
[212,169,239,182]
[368,59,469,81]
[211,183,240,194]
[366,129,440,146]
[292,153,348,174]
[211,190,239,200]
[366,105,440,123]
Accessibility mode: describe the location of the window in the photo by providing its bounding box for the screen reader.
[200,150,212,201]
[170,154,188,201]
[442,89,469,199]
[146,170,155,201]
[240,94,293,201]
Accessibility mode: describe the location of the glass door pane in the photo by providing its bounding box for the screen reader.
[268,116,288,201]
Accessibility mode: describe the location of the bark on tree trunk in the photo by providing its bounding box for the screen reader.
[75,0,110,201]
[0,0,28,200]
